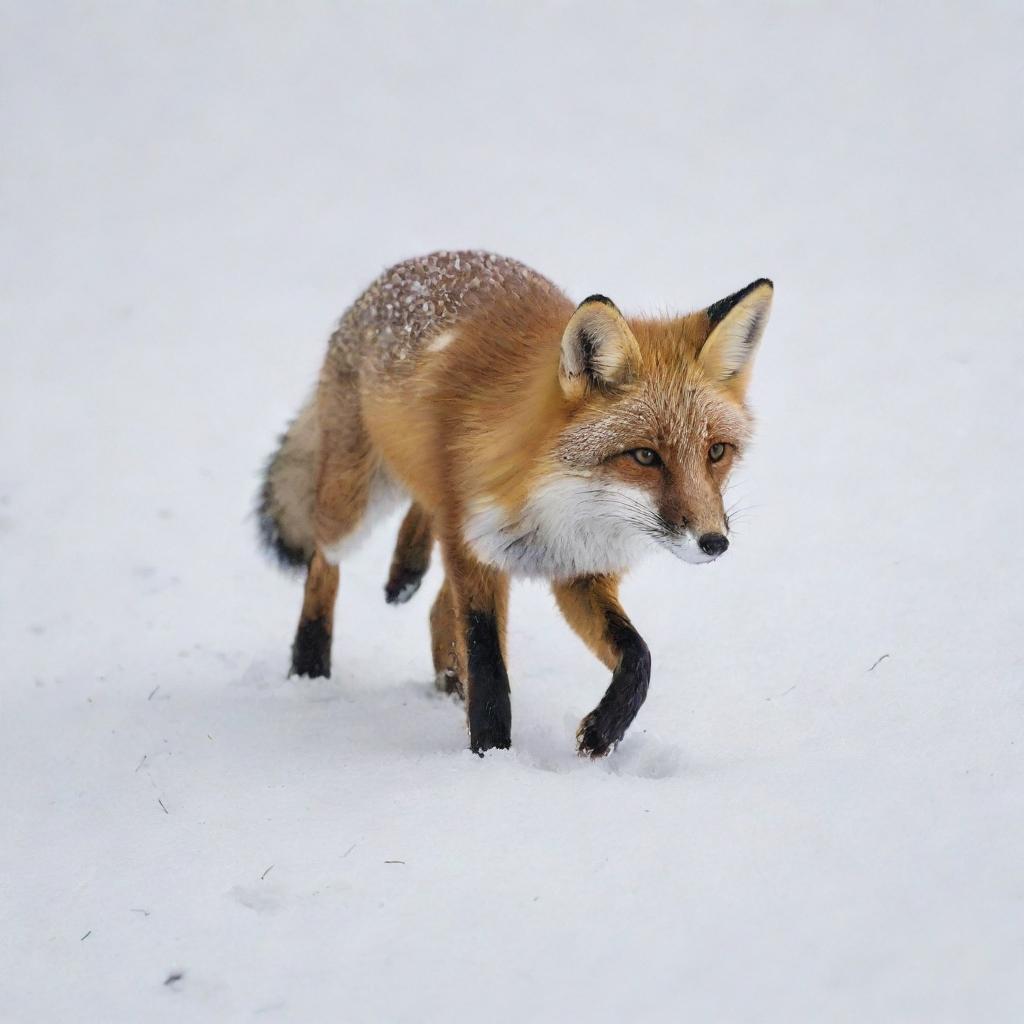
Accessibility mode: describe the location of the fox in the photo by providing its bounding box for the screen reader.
[258,251,773,757]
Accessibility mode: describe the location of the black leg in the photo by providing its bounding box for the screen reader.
[289,551,339,679]
[575,611,651,758]
[465,610,512,753]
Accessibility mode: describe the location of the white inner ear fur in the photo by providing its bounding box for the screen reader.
[560,303,637,386]
[699,283,773,382]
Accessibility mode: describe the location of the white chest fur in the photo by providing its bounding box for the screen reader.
[463,473,657,579]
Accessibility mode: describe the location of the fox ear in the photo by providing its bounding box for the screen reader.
[560,295,639,395]
[698,279,773,389]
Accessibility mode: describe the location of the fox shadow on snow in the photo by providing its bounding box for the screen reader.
[234,655,684,780]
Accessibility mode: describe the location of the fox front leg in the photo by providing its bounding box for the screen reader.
[552,575,652,757]
[443,541,512,754]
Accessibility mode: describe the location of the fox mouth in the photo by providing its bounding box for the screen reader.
[660,529,726,565]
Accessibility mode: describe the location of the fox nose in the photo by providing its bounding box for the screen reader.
[698,532,729,557]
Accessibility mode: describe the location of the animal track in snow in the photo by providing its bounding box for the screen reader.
[229,884,284,915]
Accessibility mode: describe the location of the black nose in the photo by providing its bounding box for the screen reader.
[698,532,729,557]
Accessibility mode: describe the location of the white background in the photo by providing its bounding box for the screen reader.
[2,3,1023,1021]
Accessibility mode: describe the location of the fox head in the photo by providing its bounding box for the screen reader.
[461,278,772,578]
[546,280,772,569]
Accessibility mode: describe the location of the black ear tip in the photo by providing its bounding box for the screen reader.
[578,293,618,310]
[706,277,775,326]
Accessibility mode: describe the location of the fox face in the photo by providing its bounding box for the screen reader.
[464,281,772,578]
[555,386,750,566]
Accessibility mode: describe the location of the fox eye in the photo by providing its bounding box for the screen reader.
[631,448,661,467]
[708,443,727,463]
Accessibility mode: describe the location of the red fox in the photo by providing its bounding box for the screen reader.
[258,251,773,756]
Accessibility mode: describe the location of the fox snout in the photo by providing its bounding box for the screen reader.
[698,532,729,557]
[664,523,730,564]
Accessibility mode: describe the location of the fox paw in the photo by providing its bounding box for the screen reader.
[576,712,616,758]
[384,567,424,605]
[469,701,512,755]
[434,669,464,699]
[470,725,511,756]
[289,618,332,679]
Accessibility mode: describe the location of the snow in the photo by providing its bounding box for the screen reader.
[2,3,1023,1021]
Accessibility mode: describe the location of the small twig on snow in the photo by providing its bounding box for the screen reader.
[868,653,890,672]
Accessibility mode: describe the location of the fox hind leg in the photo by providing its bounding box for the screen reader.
[386,502,433,604]
[289,378,386,678]
[430,577,463,697]
[291,550,340,677]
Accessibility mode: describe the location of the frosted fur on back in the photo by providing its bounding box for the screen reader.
[326,250,562,380]
[259,252,564,573]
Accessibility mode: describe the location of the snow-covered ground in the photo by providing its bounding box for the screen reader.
[3,3,1023,1021]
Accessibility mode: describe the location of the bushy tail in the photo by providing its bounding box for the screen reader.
[257,393,319,571]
